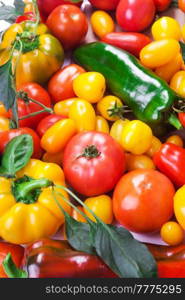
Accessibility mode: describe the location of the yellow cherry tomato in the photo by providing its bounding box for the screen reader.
[121,120,153,155]
[160,221,184,246]
[90,10,115,38]
[140,39,180,68]
[73,72,106,104]
[152,17,182,41]
[41,119,77,154]
[174,186,185,230]
[155,53,183,83]
[54,98,76,117]
[166,135,184,147]
[0,116,10,131]
[181,24,185,42]
[170,71,185,97]
[110,119,130,145]
[42,152,63,166]
[97,95,124,121]
[146,136,162,158]
[69,99,96,132]
[84,195,113,224]
[0,102,10,118]
[126,154,155,171]
[71,206,87,223]
[96,116,109,133]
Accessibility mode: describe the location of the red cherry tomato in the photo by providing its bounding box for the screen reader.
[63,131,126,196]
[116,0,156,32]
[48,64,85,103]
[153,0,172,12]
[113,169,175,233]
[36,114,66,137]
[178,113,185,127]
[89,0,120,10]
[46,5,88,50]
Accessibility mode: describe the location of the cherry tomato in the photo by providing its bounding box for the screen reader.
[36,114,66,137]
[42,152,63,166]
[160,221,184,246]
[170,71,185,97]
[0,103,10,118]
[166,135,184,147]
[48,64,85,103]
[116,0,156,32]
[146,136,162,158]
[179,112,185,128]
[96,116,109,134]
[110,119,130,146]
[89,0,120,10]
[90,11,115,38]
[113,169,175,233]
[54,99,76,117]
[178,0,185,13]
[46,5,88,50]
[126,154,155,171]
[152,17,181,41]
[153,0,172,11]
[0,116,10,132]
[71,206,86,223]
[63,131,126,196]
[97,95,124,122]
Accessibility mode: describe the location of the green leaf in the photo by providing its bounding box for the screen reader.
[0,134,33,176]
[180,42,185,62]
[3,253,28,278]
[0,60,16,111]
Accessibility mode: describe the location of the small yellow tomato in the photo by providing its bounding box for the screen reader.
[90,10,115,38]
[54,98,76,117]
[97,95,124,121]
[146,136,162,158]
[69,99,96,132]
[160,221,184,246]
[73,72,106,103]
[181,24,185,42]
[110,119,130,145]
[0,102,10,118]
[140,39,180,68]
[166,135,184,147]
[121,120,153,155]
[42,152,63,166]
[170,71,185,97]
[71,206,87,223]
[174,186,185,230]
[84,195,113,224]
[0,116,10,131]
[152,17,181,41]
[96,116,109,133]
[155,53,183,83]
[126,154,155,171]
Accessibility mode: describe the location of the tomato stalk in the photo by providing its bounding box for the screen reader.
[108,102,131,119]
[78,145,101,160]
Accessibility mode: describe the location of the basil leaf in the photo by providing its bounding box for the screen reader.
[0,60,16,111]
[1,134,33,176]
[3,253,28,278]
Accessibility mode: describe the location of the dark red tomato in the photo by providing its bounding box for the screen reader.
[36,114,66,137]
[101,32,151,57]
[46,5,88,50]
[63,131,126,196]
[89,0,120,10]
[15,12,35,23]
[116,0,156,32]
[113,169,175,233]
[178,113,185,127]
[11,83,52,129]
[153,0,172,11]
[0,128,42,159]
[48,64,85,103]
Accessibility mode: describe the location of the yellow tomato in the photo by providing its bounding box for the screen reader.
[69,99,96,132]
[96,116,109,133]
[71,206,87,223]
[97,95,124,121]
[90,10,115,38]
[0,116,10,131]
[170,71,185,97]
[126,154,155,171]
[152,17,181,41]
[181,24,185,42]
[42,152,63,166]
[84,195,113,224]
[166,135,184,147]
[54,98,76,117]
[160,221,184,246]
[73,72,106,103]
[174,186,185,230]
[155,53,183,83]
[0,102,10,118]
[110,119,130,145]
[146,136,162,158]
[140,39,180,68]
[121,120,153,155]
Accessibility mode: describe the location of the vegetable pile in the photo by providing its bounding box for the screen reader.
[0,0,185,279]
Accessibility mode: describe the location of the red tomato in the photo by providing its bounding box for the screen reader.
[178,113,185,127]
[116,0,156,32]
[11,83,52,129]
[0,128,42,159]
[153,0,172,11]
[15,12,35,23]
[113,169,175,233]
[46,5,88,50]
[89,0,120,10]
[36,114,66,137]
[63,131,126,196]
[179,0,185,13]
[0,242,24,278]
[48,64,85,103]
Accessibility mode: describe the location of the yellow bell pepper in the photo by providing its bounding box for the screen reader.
[0,159,71,244]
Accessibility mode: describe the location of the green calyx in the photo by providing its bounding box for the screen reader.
[12,175,53,204]
[78,145,101,160]
[14,32,39,53]
[108,102,131,119]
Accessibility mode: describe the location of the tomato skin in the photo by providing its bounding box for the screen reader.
[153,0,172,11]
[178,0,185,13]
[0,128,42,159]
[36,114,66,137]
[179,113,185,127]
[113,169,175,233]
[91,11,115,38]
[89,0,120,10]
[116,0,156,32]
[63,131,126,196]
[46,5,88,50]
[48,64,85,103]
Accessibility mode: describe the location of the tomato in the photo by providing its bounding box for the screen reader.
[15,12,35,23]
[146,136,162,158]
[54,99,76,117]
[113,169,175,233]
[0,128,42,159]
[160,221,184,246]
[89,0,120,10]
[170,71,185,97]
[36,114,66,137]
[90,11,115,38]
[153,0,172,11]
[126,154,155,171]
[97,95,124,121]
[166,135,184,147]
[110,119,130,146]
[96,116,109,134]
[42,152,63,166]
[116,0,156,32]
[179,112,185,127]
[46,5,88,50]
[48,64,85,103]
[71,206,86,223]
[178,0,185,12]
[0,117,10,132]
[10,83,52,129]
[63,131,126,196]
[0,103,10,118]
[152,17,181,41]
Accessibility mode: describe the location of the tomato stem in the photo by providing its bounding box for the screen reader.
[78,145,101,160]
